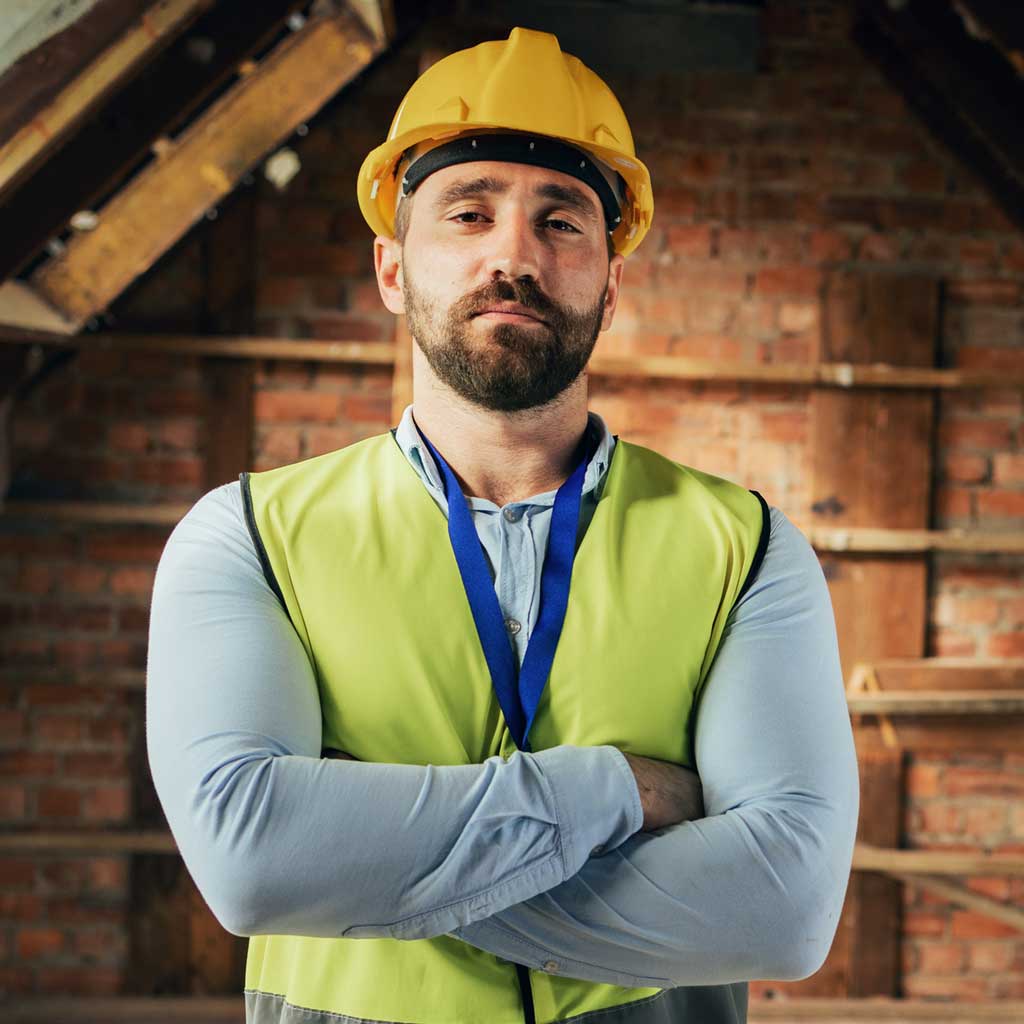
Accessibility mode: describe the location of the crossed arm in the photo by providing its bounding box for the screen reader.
[146,480,858,989]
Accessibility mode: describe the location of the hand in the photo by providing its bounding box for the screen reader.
[322,747,358,761]
[620,751,704,832]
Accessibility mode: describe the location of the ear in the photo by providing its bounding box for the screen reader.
[599,252,625,332]
[374,235,405,315]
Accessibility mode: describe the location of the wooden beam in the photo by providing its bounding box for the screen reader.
[750,997,1024,1020]
[802,524,1024,554]
[0,0,309,282]
[847,690,1024,714]
[16,995,1024,1024]
[29,6,382,328]
[0,500,189,524]
[854,843,1024,877]
[0,830,176,853]
[0,0,211,199]
[0,281,78,335]
[1,330,1021,390]
[868,657,1024,690]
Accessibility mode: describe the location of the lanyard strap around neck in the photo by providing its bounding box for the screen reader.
[416,419,597,752]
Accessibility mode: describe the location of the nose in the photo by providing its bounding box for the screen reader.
[484,204,541,282]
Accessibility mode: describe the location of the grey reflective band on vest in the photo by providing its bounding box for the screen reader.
[399,134,625,233]
[244,983,748,1024]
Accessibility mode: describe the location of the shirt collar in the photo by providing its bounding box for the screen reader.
[393,403,615,508]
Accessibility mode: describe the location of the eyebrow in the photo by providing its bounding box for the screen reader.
[431,175,599,220]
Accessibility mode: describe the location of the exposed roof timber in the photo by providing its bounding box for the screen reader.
[348,0,396,43]
[0,0,106,77]
[23,6,383,331]
[0,0,310,283]
[0,281,77,334]
[952,0,1024,76]
[853,0,1024,235]
[0,0,212,200]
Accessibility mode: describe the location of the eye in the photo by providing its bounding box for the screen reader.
[544,218,581,233]
[450,211,487,224]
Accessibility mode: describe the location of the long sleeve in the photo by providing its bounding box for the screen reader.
[449,506,860,988]
[145,481,643,940]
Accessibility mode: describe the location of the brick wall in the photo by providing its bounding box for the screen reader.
[1,0,1022,1000]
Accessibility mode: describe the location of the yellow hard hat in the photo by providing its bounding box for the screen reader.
[356,27,654,257]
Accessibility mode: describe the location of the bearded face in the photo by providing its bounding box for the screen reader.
[403,270,607,414]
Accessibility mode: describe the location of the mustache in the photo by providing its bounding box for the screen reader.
[452,279,560,324]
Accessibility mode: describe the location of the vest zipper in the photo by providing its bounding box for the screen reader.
[514,963,536,1024]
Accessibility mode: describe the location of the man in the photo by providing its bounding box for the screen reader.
[147,27,859,1024]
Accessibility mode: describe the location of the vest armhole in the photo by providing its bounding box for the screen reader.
[735,489,771,605]
[239,471,290,617]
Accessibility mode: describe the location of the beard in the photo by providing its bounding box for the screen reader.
[403,268,606,414]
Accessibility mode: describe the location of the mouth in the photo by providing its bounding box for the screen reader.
[472,304,547,326]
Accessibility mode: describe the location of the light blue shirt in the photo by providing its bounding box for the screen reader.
[146,403,858,989]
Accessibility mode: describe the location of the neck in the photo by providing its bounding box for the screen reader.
[411,351,590,507]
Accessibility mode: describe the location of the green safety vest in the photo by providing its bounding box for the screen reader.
[240,427,768,1024]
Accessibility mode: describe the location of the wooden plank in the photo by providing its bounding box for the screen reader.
[0,829,176,852]
[854,843,1024,876]
[870,657,1024,691]
[803,271,939,1000]
[16,995,1024,1024]
[0,329,1021,389]
[749,997,1024,1020]
[847,690,1024,714]
[30,6,381,327]
[0,500,190,523]
[0,281,78,335]
[0,0,309,282]
[854,717,1024,753]
[0,0,211,199]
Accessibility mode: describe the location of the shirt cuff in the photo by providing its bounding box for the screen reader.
[530,744,643,880]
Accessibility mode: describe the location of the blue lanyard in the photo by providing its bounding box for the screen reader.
[416,419,598,752]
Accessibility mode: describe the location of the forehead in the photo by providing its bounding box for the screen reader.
[415,160,603,217]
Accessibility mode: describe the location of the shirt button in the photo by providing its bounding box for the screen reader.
[543,960,560,972]
[591,844,605,856]
[502,507,521,522]
[505,618,521,635]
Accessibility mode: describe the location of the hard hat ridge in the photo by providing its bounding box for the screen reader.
[357,26,654,256]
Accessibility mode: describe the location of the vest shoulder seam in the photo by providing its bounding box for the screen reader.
[736,489,771,604]
[239,471,290,617]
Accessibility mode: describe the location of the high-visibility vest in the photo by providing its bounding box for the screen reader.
[241,427,768,1024]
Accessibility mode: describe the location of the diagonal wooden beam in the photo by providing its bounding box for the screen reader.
[0,0,211,200]
[28,4,383,330]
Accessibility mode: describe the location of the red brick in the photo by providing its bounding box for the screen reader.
[918,802,964,835]
[902,975,990,1000]
[131,455,203,488]
[81,784,131,822]
[156,419,201,452]
[946,768,1024,798]
[63,565,109,595]
[977,490,1024,520]
[955,346,1024,373]
[903,910,946,937]
[943,453,989,484]
[0,784,26,819]
[940,418,1015,450]
[993,453,1024,485]
[257,276,309,308]
[38,786,82,818]
[951,910,1019,939]
[0,859,37,886]
[107,422,150,454]
[0,709,26,742]
[14,563,55,596]
[255,390,343,423]
[755,266,822,297]
[109,566,155,596]
[857,233,901,262]
[0,751,57,777]
[915,940,966,973]
[987,632,1024,658]
[63,752,130,778]
[963,803,1009,842]
[809,230,853,263]
[36,966,122,994]
[34,713,85,743]
[934,487,972,523]
[665,224,713,259]
[946,278,1022,306]
[16,926,65,959]
[82,529,169,563]
[968,941,1015,973]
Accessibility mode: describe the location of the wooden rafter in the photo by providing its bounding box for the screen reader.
[0,0,211,200]
[24,5,383,330]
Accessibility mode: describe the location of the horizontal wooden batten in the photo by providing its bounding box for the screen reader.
[4,499,1024,554]
[10,996,1019,1024]
[854,843,1024,877]
[847,690,1024,714]
[0,330,1020,390]
[0,830,176,853]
